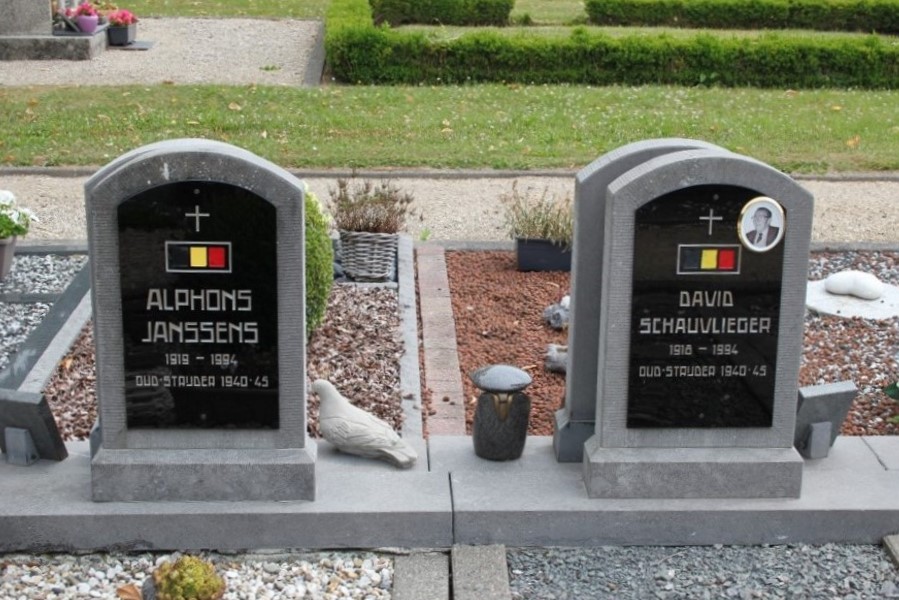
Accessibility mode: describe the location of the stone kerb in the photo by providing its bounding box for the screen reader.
[555,138,726,463]
[86,139,315,501]
[584,149,813,499]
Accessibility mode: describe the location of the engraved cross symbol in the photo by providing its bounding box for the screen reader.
[699,208,723,236]
[185,205,210,232]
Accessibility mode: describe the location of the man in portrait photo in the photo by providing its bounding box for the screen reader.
[745,206,779,247]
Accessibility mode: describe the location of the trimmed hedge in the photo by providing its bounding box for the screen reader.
[370,0,514,26]
[585,0,899,33]
[325,0,899,88]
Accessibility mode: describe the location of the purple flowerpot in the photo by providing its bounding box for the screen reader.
[75,15,99,34]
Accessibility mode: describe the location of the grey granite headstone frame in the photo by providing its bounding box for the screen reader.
[554,138,726,462]
[86,139,316,502]
[583,148,813,499]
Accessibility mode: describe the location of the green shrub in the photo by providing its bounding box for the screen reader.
[370,0,514,26]
[584,0,899,33]
[305,187,333,336]
[325,0,899,88]
[152,555,225,600]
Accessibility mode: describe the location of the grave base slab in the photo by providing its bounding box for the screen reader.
[1,439,449,552]
[0,33,106,60]
[91,445,318,502]
[582,439,803,499]
[2,437,899,549]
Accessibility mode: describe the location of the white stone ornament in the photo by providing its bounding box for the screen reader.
[312,379,417,469]
[824,270,884,300]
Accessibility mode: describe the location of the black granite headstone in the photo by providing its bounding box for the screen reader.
[117,181,279,429]
[628,184,784,428]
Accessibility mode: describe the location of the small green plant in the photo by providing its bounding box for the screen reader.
[881,382,899,424]
[327,178,416,234]
[260,64,281,71]
[0,191,37,239]
[153,556,225,600]
[500,181,573,249]
[305,186,334,336]
[152,555,225,600]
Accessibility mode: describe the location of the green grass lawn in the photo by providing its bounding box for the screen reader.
[511,0,586,24]
[3,0,896,173]
[3,84,896,172]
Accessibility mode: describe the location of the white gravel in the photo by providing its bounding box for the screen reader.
[0,551,394,600]
[0,301,50,371]
[0,18,321,87]
[0,254,87,295]
[5,173,899,244]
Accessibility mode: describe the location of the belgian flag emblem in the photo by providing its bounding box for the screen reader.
[165,241,232,274]
[677,244,740,275]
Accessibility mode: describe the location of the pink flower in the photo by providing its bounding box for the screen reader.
[72,2,98,17]
[107,8,137,26]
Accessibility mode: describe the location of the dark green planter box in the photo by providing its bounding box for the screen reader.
[515,238,571,272]
[107,23,136,46]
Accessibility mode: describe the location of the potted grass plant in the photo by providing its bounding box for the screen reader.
[501,181,573,271]
[0,191,37,281]
[105,7,138,45]
[328,178,415,282]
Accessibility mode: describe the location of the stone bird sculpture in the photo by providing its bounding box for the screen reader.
[312,379,418,469]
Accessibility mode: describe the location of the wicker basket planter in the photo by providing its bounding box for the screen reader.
[338,230,398,282]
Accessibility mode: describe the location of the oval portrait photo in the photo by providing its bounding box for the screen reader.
[739,196,785,252]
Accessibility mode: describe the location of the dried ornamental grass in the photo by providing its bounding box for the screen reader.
[328,179,416,234]
[501,181,573,249]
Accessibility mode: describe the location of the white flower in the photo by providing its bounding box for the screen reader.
[0,190,38,238]
[0,190,15,208]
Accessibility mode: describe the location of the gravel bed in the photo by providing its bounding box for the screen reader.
[0,551,393,600]
[0,255,88,296]
[0,302,51,372]
[40,284,403,441]
[508,544,899,599]
[0,254,87,372]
